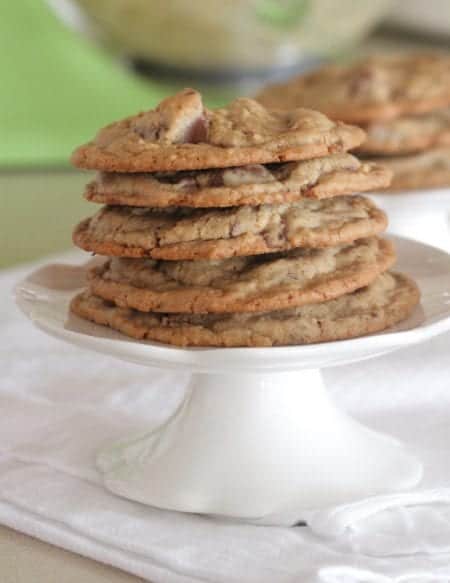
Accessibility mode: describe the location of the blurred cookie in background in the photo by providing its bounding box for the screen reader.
[257,52,450,192]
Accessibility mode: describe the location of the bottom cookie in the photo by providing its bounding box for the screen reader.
[369,147,450,191]
[71,272,419,347]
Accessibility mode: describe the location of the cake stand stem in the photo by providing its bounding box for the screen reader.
[97,369,422,526]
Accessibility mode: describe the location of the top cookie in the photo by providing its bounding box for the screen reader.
[71,89,365,172]
[256,53,450,124]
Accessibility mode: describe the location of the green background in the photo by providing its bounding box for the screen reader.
[1,1,217,268]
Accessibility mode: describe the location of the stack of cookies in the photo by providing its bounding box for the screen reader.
[70,89,419,347]
[257,52,450,192]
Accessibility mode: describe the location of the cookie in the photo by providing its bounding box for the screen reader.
[256,53,450,124]
[86,237,395,314]
[84,154,391,208]
[360,108,450,155]
[71,89,365,172]
[74,197,387,261]
[368,147,450,191]
[71,272,419,347]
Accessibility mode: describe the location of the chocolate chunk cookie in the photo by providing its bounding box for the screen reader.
[71,272,420,347]
[86,237,395,314]
[71,89,365,172]
[74,196,387,261]
[369,147,450,191]
[257,53,450,124]
[360,108,450,155]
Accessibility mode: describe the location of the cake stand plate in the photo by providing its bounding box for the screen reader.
[372,189,450,252]
[16,237,450,526]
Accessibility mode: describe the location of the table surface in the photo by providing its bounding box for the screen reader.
[0,526,147,583]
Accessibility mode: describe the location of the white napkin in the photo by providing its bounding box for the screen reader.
[2,249,450,583]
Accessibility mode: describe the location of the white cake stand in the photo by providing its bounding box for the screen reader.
[372,188,450,252]
[16,237,450,526]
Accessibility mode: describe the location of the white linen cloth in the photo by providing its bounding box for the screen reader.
[2,248,450,583]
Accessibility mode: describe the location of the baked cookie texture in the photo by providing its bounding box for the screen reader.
[87,238,395,314]
[71,272,420,347]
[360,108,450,155]
[71,89,365,172]
[69,87,419,346]
[256,52,450,191]
[84,155,391,208]
[256,53,450,124]
[369,147,450,191]
[74,197,387,260]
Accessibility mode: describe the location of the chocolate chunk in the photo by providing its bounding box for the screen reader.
[195,169,224,188]
[185,115,209,144]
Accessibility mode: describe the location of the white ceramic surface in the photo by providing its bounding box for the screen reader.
[15,237,450,374]
[15,237,450,525]
[372,189,450,252]
[97,369,422,526]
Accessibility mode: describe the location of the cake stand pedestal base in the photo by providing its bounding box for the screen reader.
[97,370,422,526]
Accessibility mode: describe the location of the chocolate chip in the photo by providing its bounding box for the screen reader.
[185,115,209,143]
[207,170,225,187]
